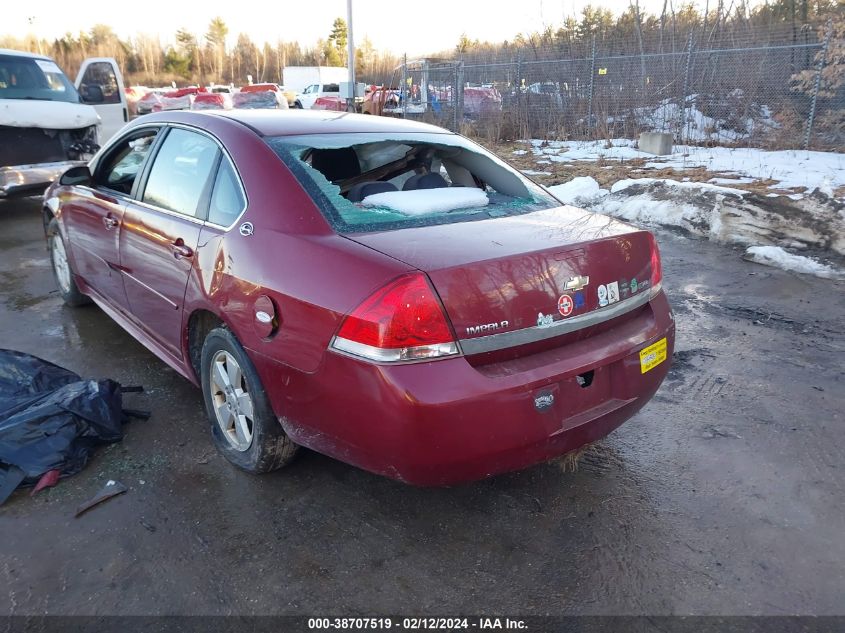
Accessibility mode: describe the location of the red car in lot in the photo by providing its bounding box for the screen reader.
[43,110,674,485]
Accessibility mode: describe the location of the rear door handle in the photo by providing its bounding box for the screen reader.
[102,214,119,230]
[171,240,193,259]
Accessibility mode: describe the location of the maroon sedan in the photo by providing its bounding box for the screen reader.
[43,110,674,485]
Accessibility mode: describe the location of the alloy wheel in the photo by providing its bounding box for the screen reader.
[209,350,255,451]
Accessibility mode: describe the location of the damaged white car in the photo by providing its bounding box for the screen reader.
[0,50,127,198]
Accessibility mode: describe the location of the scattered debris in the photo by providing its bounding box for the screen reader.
[701,426,743,440]
[75,479,127,517]
[558,443,593,473]
[29,469,61,497]
[139,518,156,533]
[0,349,147,505]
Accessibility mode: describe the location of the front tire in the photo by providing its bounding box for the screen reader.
[200,327,298,473]
[47,217,90,307]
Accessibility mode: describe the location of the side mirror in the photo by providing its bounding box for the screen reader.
[59,165,93,187]
[81,84,105,104]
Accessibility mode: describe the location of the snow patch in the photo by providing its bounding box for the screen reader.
[744,246,844,280]
[643,146,845,195]
[547,177,609,206]
[361,188,489,216]
[709,177,755,185]
[522,138,845,198]
[632,95,778,143]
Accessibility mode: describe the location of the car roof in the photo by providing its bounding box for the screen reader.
[0,48,53,61]
[206,109,454,138]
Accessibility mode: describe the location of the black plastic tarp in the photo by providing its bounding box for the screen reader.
[0,350,128,505]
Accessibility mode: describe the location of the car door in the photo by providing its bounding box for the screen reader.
[120,126,220,359]
[75,58,127,144]
[299,84,319,109]
[61,127,161,311]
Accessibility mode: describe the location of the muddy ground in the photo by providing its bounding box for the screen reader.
[0,196,843,616]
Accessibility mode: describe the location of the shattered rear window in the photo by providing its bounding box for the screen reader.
[264,132,559,234]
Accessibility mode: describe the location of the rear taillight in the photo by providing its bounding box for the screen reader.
[648,232,663,295]
[331,273,459,363]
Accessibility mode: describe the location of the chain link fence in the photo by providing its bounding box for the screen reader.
[384,24,842,150]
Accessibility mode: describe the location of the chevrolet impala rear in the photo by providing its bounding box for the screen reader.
[259,125,675,485]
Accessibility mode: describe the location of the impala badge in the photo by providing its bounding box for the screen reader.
[563,275,590,292]
[465,320,509,336]
[239,222,254,236]
[534,393,555,411]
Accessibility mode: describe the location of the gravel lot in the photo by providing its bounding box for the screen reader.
[1,195,843,616]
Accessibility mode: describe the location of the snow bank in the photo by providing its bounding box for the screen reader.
[595,192,719,237]
[583,179,845,260]
[610,178,747,197]
[744,246,844,280]
[361,188,489,216]
[547,177,609,206]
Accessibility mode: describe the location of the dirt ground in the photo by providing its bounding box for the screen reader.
[0,196,843,616]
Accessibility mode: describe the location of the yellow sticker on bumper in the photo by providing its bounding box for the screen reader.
[639,338,668,374]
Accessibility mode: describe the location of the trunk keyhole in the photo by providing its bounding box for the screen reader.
[576,370,594,388]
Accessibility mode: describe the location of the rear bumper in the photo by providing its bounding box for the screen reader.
[251,291,675,486]
[0,161,82,199]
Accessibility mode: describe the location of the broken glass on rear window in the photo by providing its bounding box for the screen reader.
[264,132,559,234]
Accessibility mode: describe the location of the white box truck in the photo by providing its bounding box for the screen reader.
[282,66,348,109]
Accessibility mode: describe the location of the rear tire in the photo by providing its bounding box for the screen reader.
[200,327,298,473]
[47,217,90,307]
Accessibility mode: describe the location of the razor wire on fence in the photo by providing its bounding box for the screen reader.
[385,25,843,150]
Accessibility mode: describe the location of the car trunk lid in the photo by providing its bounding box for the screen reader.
[344,206,659,356]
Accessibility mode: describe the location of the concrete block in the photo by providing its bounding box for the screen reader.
[639,132,673,155]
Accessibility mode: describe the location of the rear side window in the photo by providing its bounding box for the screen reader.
[323,84,339,93]
[143,128,219,217]
[208,159,246,226]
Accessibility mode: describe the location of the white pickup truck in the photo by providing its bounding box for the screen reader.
[0,50,127,198]
[283,66,349,110]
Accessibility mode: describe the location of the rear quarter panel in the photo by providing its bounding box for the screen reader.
[178,115,414,379]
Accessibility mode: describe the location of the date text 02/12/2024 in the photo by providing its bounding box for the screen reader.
[307,617,528,629]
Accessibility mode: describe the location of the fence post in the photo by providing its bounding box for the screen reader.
[804,20,833,151]
[587,35,596,135]
[455,61,465,131]
[401,53,407,119]
[679,31,694,144]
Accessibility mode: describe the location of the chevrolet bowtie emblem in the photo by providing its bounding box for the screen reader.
[563,275,590,291]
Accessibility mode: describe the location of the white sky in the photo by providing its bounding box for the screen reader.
[7,0,709,56]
